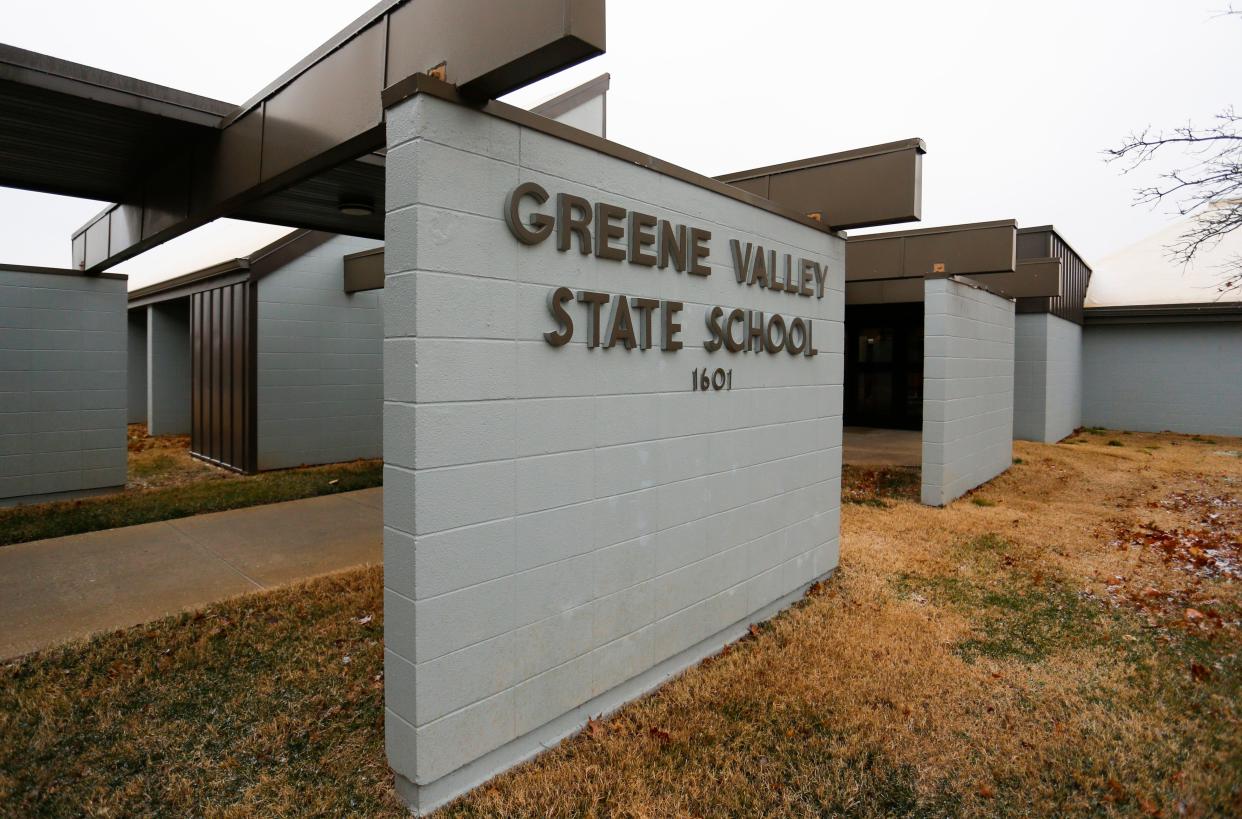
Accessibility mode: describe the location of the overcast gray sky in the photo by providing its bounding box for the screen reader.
[1,0,1238,290]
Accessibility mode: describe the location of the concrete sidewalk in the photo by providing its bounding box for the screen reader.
[0,487,382,659]
[843,426,922,466]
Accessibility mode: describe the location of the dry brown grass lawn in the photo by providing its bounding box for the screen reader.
[2,430,1239,817]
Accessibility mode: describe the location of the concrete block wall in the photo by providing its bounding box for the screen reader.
[383,93,844,812]
[147,300,192,435]
[127,310,146,425]
[0,269,127,503]
[1082,322,1242,436]
[921,278,1014,506]
[1013,313,1082,443]
[255,235,384,470]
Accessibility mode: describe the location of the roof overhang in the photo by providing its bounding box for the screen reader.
[1084,302,1242,325]
[55,0,605,272]
[843,220,1064,305]
[717,138,926,230]
[0,43,231,204]
[1014,224,1093,324]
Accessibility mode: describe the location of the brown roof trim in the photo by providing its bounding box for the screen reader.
[0,43,233,127]
[126,259,250,307]
[1084,302,1242,325]
[220,0,407,129]
[1,263,126,281]
[716,138,928,184]
[847,219,1017,243]
[1018,224,1093,273]
[381,74,839,238]
[247,230,336,281]
[126,229,335,305]
[530,72,610,120]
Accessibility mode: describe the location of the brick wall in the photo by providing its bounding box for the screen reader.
[0,269,127,503]
[255,235,384,470]
[1082,321,1242,437]
[921,278,1014,506]
[1014,312,1082,443]
[382,93,844,812]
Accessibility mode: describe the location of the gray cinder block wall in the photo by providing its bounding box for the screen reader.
[382,93,844,813]
[1083,322,1242,436]
[0,268,127,504]
[921,278,1015,506]
[255,235,384,470]
[1013,312,1082,443]
[127,309,147,425]
[147,300,191,435]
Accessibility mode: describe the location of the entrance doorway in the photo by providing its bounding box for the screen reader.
[844,303,924,429]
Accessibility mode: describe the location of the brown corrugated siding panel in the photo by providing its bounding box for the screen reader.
[190,281,255,473]
[1016,228,1091,324]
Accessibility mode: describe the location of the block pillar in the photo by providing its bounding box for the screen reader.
[147,300,192,435]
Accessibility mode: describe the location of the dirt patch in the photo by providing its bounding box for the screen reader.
[126,424,228,490]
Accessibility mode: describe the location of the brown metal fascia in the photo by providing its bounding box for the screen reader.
[72,0,606,272]
[959,262,1062,299]
[715,139,927,231]
[1084,302,1242,325]
[1018,224,1093,272]
[126,259,250,307]
[127,269,251,310]
[847,219,1018,243]
[0,263,126,281]
[716,138,928,183]
[530,72,610,120]
[246,230,336,281]
[847,220,1018,282]
[0,43,233,126]
[343,247,386,293]
[218,0,407,129]
[382,74,839,237]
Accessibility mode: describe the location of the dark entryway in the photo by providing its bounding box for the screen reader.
[844,303,924,430]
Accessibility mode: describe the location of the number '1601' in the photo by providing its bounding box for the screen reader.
[691,368,732,392]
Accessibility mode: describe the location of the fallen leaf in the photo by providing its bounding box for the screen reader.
[978,784,995,798]
[1139,797,1161,816]
[649,726,671,742]
[748,624,760,638]
[1185,608,1204,622]
[1190,662,1211,681]
[586,718,605,739]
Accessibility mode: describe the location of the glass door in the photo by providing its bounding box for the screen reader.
[843,302,923,429]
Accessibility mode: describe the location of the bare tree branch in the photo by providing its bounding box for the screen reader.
[1104,8,1241,298]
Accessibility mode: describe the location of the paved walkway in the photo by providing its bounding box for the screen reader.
[843,426,922,466]
[0,487,382,660]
